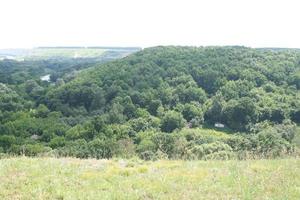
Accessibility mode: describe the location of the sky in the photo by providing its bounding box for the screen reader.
[0,0,300,48]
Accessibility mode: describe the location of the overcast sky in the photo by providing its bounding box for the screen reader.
[0,0,299,48]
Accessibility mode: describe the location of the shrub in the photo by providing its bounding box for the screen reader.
[187,141,233,160]
[161,110,186,133]
[139,151,157,161]
[10,144,50,156]
[58,139,89,158]
[203,150,235,160]
[88,139,114,159]
[49,137,66,149]
[256,132,294,158]
[136,139,157,157]
[115,138,136,158]
[0,135,16,152]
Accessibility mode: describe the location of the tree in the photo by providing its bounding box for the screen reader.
[182,102,204,123]
[290,71,300,89]
[0,83,23,112]
[204,94,225,123]
[49,137,66,149]
[0,135,16,152]
[35,104,50,118]
[161,111,186,133]
[223,97,257,130]
[147,99,162,116]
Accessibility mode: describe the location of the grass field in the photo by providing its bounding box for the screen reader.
[0,158,299,200]
[27,48,106,59]
[0,47,141,60]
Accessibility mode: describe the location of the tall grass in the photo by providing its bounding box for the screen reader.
[0,157,299,199]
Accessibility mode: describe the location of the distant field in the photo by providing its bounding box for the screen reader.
[0,47,141,60]
[0,157,299,200]
[28,48,106,58]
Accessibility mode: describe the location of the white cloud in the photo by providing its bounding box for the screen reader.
[0,0,299,48]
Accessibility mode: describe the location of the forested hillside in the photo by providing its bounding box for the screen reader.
[0,46,299,159]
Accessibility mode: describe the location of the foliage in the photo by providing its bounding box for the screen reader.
[0,46,300,159]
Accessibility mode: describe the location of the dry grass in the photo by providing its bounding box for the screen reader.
[0,157,299,200]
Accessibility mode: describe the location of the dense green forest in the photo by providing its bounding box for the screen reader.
[0,46,299,160]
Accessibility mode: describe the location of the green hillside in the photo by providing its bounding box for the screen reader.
[0,46,299,159]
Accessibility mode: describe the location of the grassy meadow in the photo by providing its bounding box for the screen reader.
[0,157,299,200]
[26,48,106,59]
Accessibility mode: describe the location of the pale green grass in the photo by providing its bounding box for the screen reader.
[0,157,299,200]
[22,48,106,59]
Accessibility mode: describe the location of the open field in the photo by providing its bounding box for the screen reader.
[28,48,106,58]
[0,48,105,60]
[0,47,141,60]
[0,157,299,200]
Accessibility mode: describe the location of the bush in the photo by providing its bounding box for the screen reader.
[58,139,89,158]
[115,139,136,158]
[256,132,294,158]
[203,150,235,160]
[161,111,186,133]
[139,151,157,161]
[9,144,50,156]
[152,133,176,156]
[180,128,229,145]
[49,137,66,149]
[136,139,157,157]
[187,141,233,160]
[0,135,16,152]
[88,139,117,159]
